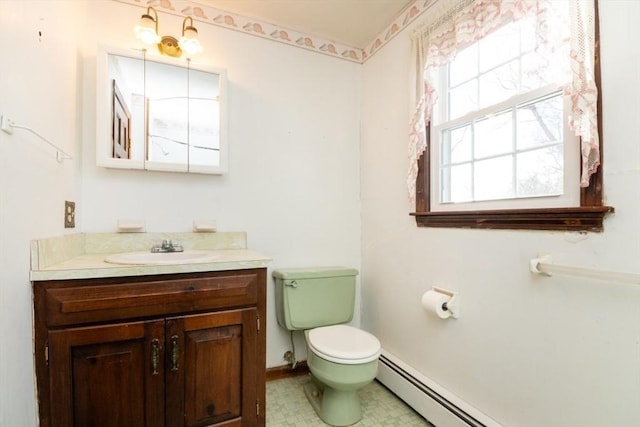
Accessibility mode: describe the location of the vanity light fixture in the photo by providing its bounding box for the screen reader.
[179,17,204,56]
[134,6,203,58]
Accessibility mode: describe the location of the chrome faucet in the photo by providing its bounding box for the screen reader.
[151,240,184,253]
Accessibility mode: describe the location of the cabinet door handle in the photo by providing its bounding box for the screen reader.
[151,339,160,375]
[171,335,179,372]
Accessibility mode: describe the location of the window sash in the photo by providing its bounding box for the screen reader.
[431,85,580,212]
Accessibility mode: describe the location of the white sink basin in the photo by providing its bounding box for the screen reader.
[104,250,221,265]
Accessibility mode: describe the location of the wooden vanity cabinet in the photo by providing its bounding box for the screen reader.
[33,268,267,427]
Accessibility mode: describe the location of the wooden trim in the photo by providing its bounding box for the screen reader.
[411,206,613,231]
[581,0,603,207]
[266,362,309,382]
[415,132,430,213]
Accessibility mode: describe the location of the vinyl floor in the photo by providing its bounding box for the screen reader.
[266,374,433,426]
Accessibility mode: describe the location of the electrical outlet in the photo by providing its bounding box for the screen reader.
[64,201,76,228]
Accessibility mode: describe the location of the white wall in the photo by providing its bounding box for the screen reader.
[0,0,361,425]
[0,1,84,425]
[360,2,640,427]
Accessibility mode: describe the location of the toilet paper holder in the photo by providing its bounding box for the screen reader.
[433,287,460,319]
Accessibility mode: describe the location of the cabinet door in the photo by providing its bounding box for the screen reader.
[166,309,258,427]
[48,320,165,427]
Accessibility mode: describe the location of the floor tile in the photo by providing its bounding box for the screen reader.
[266,375,433,426]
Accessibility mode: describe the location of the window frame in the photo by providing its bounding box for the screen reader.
[410,1,613,232]
[431,86,578,211]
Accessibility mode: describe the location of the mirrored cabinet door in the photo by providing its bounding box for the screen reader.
[145,58,189,172]
[187,68,223,174]
[96,47,228,174]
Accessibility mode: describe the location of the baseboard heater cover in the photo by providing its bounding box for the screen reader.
[377,351,503,427]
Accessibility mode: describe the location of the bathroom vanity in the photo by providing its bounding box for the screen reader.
[30,233,270,427]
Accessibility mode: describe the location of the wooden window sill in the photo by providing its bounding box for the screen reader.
[411,206,614,231]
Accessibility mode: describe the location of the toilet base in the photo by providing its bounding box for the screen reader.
[304,376,362,426]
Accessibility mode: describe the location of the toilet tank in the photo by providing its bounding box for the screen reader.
[273,267,358,331]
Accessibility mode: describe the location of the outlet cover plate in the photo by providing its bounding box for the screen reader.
[64,201,76,228]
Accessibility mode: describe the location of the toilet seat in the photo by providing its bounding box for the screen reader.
[306,324,380,365]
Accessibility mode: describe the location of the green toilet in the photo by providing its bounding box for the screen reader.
[273,267,381,426]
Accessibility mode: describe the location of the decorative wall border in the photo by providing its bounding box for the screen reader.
[114,0,435,63]
[362,0,437,62]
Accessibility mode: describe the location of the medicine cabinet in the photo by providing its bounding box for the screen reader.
[95,47,228,174]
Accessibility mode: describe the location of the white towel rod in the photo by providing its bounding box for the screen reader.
[530,255,640,285]
[1,115,72,162]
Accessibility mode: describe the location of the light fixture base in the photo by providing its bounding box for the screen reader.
[158,35,182,57]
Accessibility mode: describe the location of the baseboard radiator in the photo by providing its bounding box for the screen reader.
[377,351,504,427]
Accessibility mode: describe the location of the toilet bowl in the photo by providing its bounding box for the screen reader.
[273,268,381,426]
[303,325,380,426]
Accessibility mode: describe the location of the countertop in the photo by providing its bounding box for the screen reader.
[30,232,271,281]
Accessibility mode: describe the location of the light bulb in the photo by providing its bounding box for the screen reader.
[179,36,203,56]
[179,18,203,56]
[134,11,160,45]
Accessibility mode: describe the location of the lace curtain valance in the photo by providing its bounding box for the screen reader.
[407,0,598,204]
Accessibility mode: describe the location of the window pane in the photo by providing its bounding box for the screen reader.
[449,79,477,120]
[474,112,513,159]
[479,60,520,108]
[516,146,563,197]
[517,93,562,149]
[441,163,472,203]
[474,156,514,201]
[520,17,537,52]
[450,44,478,87]
[479,23,520,72]
[522,52,548,90]
[442,125,472,165]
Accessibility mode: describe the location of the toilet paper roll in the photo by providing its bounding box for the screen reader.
[421,290,451,319]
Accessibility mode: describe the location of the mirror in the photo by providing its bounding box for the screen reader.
[96,47,228,174]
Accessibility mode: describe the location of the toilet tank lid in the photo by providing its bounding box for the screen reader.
[272,267,358,280]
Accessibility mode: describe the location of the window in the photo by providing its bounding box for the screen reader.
[432,17,579,211]
[409,0,612,231]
